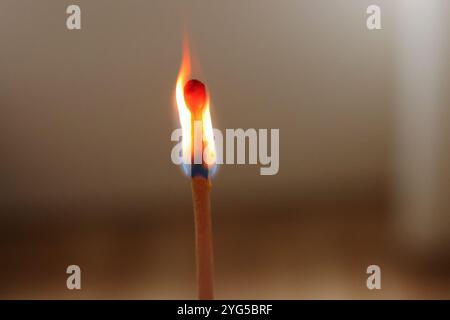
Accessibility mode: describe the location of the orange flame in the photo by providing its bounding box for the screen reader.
[175,40,216,166]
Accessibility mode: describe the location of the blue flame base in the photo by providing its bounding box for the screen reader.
[181,163,218,179]
[191,163,209,179]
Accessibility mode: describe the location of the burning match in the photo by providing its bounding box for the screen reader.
[175,41,216,300]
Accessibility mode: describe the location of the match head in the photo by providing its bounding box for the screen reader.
[184,79,207,116]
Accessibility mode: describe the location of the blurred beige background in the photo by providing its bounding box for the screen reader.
[0,0,449,299]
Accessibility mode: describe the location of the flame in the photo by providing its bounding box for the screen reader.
[175,40,216,167]
[175,41,192,165]
[202,101,216,166]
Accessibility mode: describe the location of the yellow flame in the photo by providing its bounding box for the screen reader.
[175,43,192,165]
[175,40,216,166]
[202,101,216,166]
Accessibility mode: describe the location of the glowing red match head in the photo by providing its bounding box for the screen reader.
[184,79,206,117]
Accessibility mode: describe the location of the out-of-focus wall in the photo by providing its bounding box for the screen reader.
[0,1,391,214]
[392,0,450,251]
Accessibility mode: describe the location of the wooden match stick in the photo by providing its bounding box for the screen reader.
[191,176,214,299]
[184,79,215,300]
